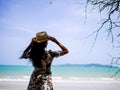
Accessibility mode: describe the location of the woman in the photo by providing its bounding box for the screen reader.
[20,31,69,90]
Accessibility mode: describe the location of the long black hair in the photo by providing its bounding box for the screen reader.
[29,41,47,67]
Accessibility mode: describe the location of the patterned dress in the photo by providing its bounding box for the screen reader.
[27,50,62,90]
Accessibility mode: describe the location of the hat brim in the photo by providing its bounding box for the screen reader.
[36,38,48,43]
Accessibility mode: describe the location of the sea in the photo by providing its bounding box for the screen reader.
[0,64,120,83]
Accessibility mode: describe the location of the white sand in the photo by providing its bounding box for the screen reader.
[0,81,120,90]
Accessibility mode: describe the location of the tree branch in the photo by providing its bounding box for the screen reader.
[86,0,120,77]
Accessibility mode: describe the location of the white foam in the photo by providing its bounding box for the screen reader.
[53,77,63,80]
[0,78,28,82]
[23,76,30,79]
[0,76,120,83]
[0,75,30,82]
[70,77,80,80]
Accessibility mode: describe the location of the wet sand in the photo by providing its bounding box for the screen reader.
[0,80,120,90]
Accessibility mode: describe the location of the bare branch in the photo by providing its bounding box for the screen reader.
[111,69,120,77]
[86,0,120,77]
[86,0,120,39]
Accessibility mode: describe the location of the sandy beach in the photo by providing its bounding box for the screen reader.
[0,65,120,90]
[0,80,120,90]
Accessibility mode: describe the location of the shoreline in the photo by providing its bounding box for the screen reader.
[0,80,120,90]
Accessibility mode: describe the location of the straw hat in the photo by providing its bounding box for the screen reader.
[36,31,48,43]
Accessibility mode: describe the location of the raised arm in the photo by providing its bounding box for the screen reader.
[48,36,69,55]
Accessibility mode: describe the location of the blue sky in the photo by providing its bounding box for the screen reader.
[0,0,119,65]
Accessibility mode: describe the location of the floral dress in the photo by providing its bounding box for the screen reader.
[27,50,62,90]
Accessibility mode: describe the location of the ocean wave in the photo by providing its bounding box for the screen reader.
[0,75,30,82]
[0,76,120,83]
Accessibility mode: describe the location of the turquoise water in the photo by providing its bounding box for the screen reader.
[52,65,120,78]
[0,64,120,81]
